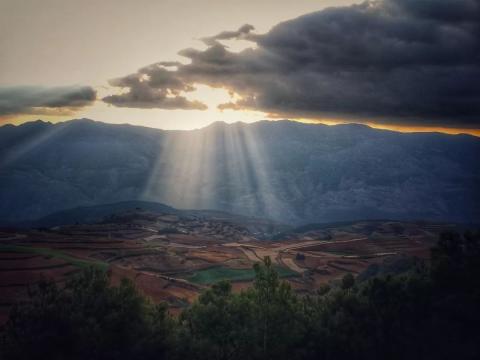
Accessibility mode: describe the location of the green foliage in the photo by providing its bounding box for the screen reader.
[184,266,258,285]
[2,231,480,360]
[184,264,297,285]
[1,268,175,360]
[178,257,303,360]
[178,280,256,360]
[341,272,355,289]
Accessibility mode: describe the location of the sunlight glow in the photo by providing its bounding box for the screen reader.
[142,122,284,218]
[4,86,478,137]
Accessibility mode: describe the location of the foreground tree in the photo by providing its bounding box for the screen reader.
[250,257,303,360]
[178,281,255,360]
[179,257,302,360]
[1,268,175,360]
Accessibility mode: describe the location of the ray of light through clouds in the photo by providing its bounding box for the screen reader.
[141,122,286,218]
[78,85,268,130]
[107,0,479,212]
[1,0,479,214]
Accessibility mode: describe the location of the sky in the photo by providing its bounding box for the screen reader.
[0,0,479,135]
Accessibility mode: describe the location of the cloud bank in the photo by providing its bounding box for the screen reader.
[0,86,96,117]
[103,0,480,127]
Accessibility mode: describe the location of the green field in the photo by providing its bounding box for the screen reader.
[0,244,109,271]
[184,265,298,285]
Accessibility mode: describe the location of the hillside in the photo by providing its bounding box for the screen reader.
[1,119,479,224]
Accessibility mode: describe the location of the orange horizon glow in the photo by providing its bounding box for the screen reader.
[292,118,480,137]
[366,123,480,137]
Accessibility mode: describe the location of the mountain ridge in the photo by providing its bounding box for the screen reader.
[2,118,478,139]
[1,119,479,225]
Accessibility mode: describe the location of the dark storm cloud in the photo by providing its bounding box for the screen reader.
[103,0,480,126]
[201,24,256,46]
[103,69,207,110]
[0,86,96,116]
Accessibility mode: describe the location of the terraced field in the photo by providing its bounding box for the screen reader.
[0,211,457,324]
[0,244,108,270]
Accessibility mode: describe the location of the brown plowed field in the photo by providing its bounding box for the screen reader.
[0,216,454,325]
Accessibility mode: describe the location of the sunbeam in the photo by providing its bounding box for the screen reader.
[141,121,284,220]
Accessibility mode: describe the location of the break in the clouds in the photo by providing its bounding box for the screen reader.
[103,0,480,127]
[0,86,96,117]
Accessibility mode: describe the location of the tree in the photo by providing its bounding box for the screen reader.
[251,257,303,360]
[1,268,174,360]
[341,273,355,290]
[179,280,255,360]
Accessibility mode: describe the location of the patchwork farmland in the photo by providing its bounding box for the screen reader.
[0,209,455,324]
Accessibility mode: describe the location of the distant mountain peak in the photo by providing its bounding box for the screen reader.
[68,118,96,123]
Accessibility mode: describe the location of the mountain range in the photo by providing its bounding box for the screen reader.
[1,119,479,225]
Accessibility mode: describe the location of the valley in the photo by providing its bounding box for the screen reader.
[0,205,456,324]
